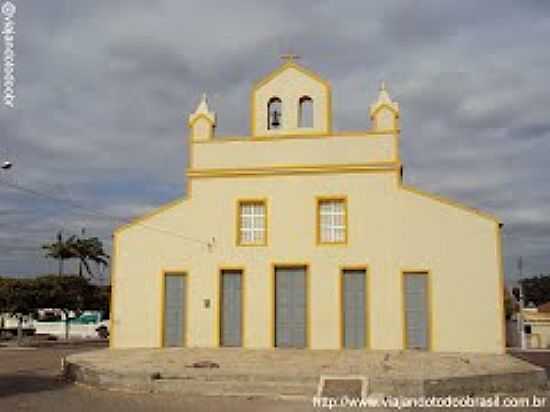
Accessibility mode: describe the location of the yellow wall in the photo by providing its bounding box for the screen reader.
[531,324,550,349]
[523,320,550,349]
[190,117,214,141]
[251,63,331,136]
[372,107,399,131]
[111,62,503,354]
[191,133,397,170]
[112,157,503,353]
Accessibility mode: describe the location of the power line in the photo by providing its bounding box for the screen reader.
[2,175,547,272]
[501,232,550,244]
[0,180,210,247]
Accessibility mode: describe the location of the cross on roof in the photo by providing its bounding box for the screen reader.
[280,53,301,63]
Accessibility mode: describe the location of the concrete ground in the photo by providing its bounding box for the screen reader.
[0,342,309,412]
[66,347,542,380]
[66,348,547,398]
[510,350,550,378]
[1,343,550,411]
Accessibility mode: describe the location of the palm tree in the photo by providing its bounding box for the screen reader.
[42,232,109,278]
[70,236,110,279]
[42,231,76,276]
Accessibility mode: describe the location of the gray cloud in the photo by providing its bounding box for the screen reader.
[0,1,549,283]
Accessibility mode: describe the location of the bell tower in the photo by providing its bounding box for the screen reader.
[250,57,332,137]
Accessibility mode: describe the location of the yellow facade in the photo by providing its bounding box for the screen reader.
[111,61,505,353]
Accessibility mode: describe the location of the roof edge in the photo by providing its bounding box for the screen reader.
[401,184,502,225]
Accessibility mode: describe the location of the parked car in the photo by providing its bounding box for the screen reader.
[95,320,109,339]
[0,314,36,339]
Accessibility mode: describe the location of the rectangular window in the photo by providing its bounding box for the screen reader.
[317,198,347,244]
[238,200,267,246]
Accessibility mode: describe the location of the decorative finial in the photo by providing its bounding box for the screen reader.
[369,79,400,131]
[189,91,216,133]
[195,92,210,114]
[280,53,301,63]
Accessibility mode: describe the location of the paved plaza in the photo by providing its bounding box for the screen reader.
[66,347,547,398]
[1,343,550,411]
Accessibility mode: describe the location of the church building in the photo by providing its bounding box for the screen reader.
[110,58,505,353]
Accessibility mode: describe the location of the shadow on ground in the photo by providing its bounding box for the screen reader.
[510,352,550,379]
[0,374,69,398]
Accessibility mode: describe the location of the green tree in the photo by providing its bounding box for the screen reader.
[42,232,109,279]
[520,274,550,307]
[71,237,110,278]
[42,231,76,276]
[85,285,110,318]
[1,275,107,342]
[0,277,39,345]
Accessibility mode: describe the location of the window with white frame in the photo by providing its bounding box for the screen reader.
[318,198,347,244]
[238,201,266,245]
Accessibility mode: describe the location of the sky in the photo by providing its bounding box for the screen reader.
[0,1,549,284]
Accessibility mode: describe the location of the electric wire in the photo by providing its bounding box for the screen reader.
[0,180,210,247]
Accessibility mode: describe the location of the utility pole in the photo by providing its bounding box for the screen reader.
[79,227,86,277]
[57,231,63,276]
[517,257,527,350]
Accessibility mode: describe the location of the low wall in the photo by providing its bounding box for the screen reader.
[35,321,108,339]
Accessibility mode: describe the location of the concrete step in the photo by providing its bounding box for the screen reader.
[152,378,318,399]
